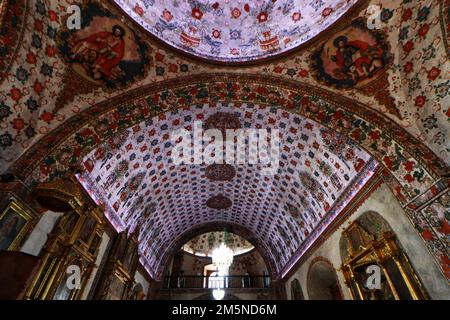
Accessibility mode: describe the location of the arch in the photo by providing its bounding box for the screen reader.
[7,74,448,280]
[9,74,447,188]
[157,221,277,281]
[307,257,343,300]
[290,278,305,300]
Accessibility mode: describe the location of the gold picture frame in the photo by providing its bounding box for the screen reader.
[0,200,36,251]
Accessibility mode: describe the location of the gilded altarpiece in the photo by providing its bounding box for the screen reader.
[93,229,140,300]
[340,221,428,300]
[24,174,106,300]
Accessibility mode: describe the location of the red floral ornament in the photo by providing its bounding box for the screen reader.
[168,64,178,73]
[427,67,441,81]
[45,45,57,57]
[192,7,203,20]
[26,52,37,65]
[403,61,414,73]
[415,95,426,108]
[422,229,434,241]
[40,112,54,123]
[34,19,44,32]
[134,4,144,16]
[155,52,165,62]
[231,8,241,19]
[322,7,332,17]
[273,66,283,73]
[162,9,173,22]
[418,24,430,37]
[48,10,59,22]
[292,12,301,22]
[404,174,414,183]
[369,130,380,140]
[402,8,413,21]
[383,156,393,170]
[257,12,268,23]
[403,161,415,172]
[403,41,414,55]
[12,118,25,131]
[298,69,309,77]
[212,29,221,39]
[33,80,44,95]
[10,87,22,102]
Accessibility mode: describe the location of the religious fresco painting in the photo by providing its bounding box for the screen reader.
[312,17,391,89]
[55,1,152,111]
[312,17,399,117]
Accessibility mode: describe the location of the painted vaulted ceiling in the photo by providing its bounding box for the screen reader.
[0,0,449,279]
[76,103,376,276]
[112,0,359,62]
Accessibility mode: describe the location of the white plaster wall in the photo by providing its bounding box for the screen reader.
[81,232,110,300]
[285,183,450,300]
[135,270,150,298]
[20,210,63,256]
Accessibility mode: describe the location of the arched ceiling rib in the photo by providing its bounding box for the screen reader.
[77,103,376,279]
[113,0,359,63]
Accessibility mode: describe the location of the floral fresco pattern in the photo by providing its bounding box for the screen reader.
[0,0,28,84]
[75,102,375,277]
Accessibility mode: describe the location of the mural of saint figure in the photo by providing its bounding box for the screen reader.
[70,25,126,81]
[312,18,391,89]
[330,35,384,83]
[58,2,152,90]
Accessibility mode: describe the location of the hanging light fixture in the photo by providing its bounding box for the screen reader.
[212,242,234,276]
[212,288,225,300]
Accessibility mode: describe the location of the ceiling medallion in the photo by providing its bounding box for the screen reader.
[206,195,232,210]
[205,164,236,181]
[205,112,242,137]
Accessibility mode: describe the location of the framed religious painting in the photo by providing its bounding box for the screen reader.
[0,200,36,251]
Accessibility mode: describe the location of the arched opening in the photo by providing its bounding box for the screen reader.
[164,227,271,289]
[307,258,343,300]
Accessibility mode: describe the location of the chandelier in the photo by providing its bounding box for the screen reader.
[212,288,225,300]
[212,243,234,275]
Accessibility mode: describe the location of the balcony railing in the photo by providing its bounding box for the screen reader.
[164,275,271,289]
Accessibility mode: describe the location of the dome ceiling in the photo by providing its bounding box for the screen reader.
[114,0,359,62]
[182,232,254,257]
[77,102,377,278]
